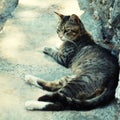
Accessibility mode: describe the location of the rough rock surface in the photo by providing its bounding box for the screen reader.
[0,0,120,120]
[0,0,18,31]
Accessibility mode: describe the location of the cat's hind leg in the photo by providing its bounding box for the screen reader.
[25,74,65,91]
[25,92,66,111]
[25,75,76,92]
[25,101,64,111]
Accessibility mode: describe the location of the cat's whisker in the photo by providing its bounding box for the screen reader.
[61,38,77,47]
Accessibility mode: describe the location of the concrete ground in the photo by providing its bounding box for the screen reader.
[0,0,120,120]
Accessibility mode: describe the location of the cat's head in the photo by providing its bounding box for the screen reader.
[55,12,85,41]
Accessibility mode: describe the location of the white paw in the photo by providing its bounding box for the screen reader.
[25,75,37,83]
[25,101,52,110]
[25,101,36,110]
[25,74,41,88]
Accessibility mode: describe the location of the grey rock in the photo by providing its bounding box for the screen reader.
[78,0,120,53]
[0,0,18,31]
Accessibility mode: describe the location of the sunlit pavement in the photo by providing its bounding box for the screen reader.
[0,0,81,120]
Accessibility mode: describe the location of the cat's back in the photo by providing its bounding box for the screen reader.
[71,44,119,75]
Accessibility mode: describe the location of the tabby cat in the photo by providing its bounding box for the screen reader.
[25,12,119,111]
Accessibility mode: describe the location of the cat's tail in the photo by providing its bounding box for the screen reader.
[66,88,114,110]
[37,87,115,111]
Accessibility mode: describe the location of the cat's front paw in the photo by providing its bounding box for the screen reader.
[25,74,42,88]
[25,75,37,84]
[43,47,53,55]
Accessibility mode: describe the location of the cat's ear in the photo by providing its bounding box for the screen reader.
[69,14,80,24]
[54,12,64,20]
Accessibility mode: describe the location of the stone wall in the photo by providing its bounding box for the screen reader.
[0,0,18,31]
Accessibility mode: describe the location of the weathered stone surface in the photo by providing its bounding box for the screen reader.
[0,0,18,31]
[78,0,120,52]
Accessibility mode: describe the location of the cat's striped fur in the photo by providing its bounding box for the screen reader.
[25,13,119,111]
